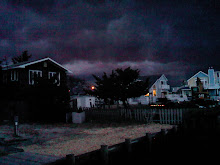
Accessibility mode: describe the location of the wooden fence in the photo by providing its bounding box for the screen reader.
[85,108,188,125]
[62,127,178,165]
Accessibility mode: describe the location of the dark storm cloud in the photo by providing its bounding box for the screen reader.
[0,0,219,80]
[7,0,56,13]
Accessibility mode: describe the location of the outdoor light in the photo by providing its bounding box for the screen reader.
[145,93,149,97]
[150,104,165,107]
[91,86,95,90]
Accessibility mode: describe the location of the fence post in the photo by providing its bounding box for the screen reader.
[101,145,109,165]
[145,133,152,153]
[161,129,166,145]
[66,154,76,165]
[125,138,132,153]
[14,116,19,137]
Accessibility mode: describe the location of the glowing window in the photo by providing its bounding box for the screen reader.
[153,85,156,96]
[153,89,156,96]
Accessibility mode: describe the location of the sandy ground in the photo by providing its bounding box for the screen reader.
[0,123,172,157]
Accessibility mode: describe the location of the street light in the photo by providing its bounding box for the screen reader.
[91,86,95,90]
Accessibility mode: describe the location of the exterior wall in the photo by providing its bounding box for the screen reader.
[71,96,96,108]
[188,75,209,88]
[25,60,67,86]
[2,68,25,86]
[3,60,67,87]
[166,94,188,102]
[215,71,220,84]
[208,68,215,87]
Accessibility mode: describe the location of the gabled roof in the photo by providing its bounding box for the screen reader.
[158,74,168,81]
[187,71,208,82]
[139,75,161,87]
[139,74,168,88]
[2,57,72,73]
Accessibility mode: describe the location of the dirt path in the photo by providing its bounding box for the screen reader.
[0,123,172,157]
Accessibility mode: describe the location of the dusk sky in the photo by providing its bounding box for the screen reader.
[0,0,219,85]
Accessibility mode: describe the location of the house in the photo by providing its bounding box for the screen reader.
[139,74,189,104]
[2,57,72,87]
[186,67,220,101]
[147,74,170,104]
[187,70,209,92]
[70,95,96,109]
[131,74,170,105]
[0,57,72,122]
[164,85,189,102]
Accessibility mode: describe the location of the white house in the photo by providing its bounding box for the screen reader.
[147,74,170,103]
[139,74,188,104]
[186,67,220,101]
[128,74,171,105]
[166,87,189,102]
[70,95,96,109]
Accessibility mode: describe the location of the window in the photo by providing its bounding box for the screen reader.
[161,81,164,85]
[43,62,47,67]
[3,73,7,84]
[48,71,60,86]
[153,89,156,96]
[48,72,56,79]
[153,85,156,96]
[11,70,18,81]
[29,70,42,85]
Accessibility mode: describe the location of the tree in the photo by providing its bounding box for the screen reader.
[87,67,149,108]
[67,76,86,95]
[0,60,2,85]
[12,50,32,64]
[90,71,117,105]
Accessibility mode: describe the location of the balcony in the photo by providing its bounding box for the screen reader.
[161,84,170,90]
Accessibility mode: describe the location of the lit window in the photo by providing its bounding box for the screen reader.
[153,89,156,96]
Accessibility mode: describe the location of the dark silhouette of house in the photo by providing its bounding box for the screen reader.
[2,57,72,87]
[0,57,72,122]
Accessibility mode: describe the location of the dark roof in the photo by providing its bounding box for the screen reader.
[2,59,35,70]
[2,57,72,73]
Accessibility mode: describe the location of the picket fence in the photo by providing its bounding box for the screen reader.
[85,108,189,125]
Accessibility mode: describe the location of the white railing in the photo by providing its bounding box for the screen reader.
[161,84,170,89]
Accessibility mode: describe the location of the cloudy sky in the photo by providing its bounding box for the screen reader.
[0,0,219,84]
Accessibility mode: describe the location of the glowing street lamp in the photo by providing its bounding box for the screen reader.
[91,86,95,90]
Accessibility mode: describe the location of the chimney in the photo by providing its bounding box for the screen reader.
[208,67,215,87]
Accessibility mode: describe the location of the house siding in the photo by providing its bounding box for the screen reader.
[188,76,209,88]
